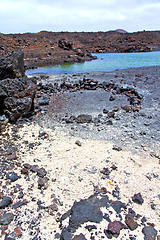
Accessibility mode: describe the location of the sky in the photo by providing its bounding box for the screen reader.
[0,0,160,34]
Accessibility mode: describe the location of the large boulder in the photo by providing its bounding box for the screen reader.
[0,77,37,122]
[58,39,73,50]
[0,50,37,122]
[0,49,25,80]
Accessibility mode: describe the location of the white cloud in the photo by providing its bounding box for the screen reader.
[0,0,159,33]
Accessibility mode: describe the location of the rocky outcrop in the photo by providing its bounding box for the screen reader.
[0,49,25,80]
[0,50,36,123]
[58,39,73,50]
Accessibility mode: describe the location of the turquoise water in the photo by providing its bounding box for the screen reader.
[26,51,160,75]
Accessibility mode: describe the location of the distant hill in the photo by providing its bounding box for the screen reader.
[115,29,128,33]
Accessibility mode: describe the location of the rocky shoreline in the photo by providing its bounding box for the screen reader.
[0,30,160,68]
[0,50,160,239]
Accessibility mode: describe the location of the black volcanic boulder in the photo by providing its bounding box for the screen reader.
[58,39,73,50]
[0,49,37,122]
[0,49,24,80]
[0,77,36,122]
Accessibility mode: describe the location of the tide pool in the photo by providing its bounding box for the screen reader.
[26,51,160,75]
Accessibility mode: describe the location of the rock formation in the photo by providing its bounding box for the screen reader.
[0,49,36,124]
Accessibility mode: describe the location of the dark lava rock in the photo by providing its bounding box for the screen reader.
[72,234,87,240]
[0,77,36,122]
[103,108,108,114]
[112,106,119,112]
[21,167,28,174]
[109,95,116,101]
[112,145,122,151]
[142,226,157,240]
[106,119,113,125]
[60,227,73,240]
[38,129,49,139]
[47,203,58,215]
[107,111,115,118]
[132,193,144,205]
[125,215,138,230]
[38,98,49,106]
[12,199,28,209]
[60,193,111,238]
[112,186,120,199]
[75,114,92,123]
[37,167,47,178]
[0,115,8,132]
[0,213,14,225]
[121,105,132,112]
[0,197,12,209]
[6,172,19,182]
[0,50,37,122]
[85,225,97,232]
[111,201,126,214]
[38,177,48,190]
[104,229,113,239]
[100,167,111,178]
[107,220,127,235]
[30,165,39,173]
[23,163,31,169]
[0,49,24,80]
[75,140,82,147]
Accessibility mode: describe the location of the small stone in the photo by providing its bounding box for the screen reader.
[100,167,110,178]
[75,114,92,123]
[0,197,12,209]
[72,234,87,240]
[107,220,127,235]
[37,167,47,178]
[23,163,31,169]
[38,129,49,139]
[0,213,14,225]
[132,106,140,112]
[75,140,82,147]
[12,199,28,209]
[112,145,122,151]
[104,229,112,239]
[85,225,97,232]
[109,95,116,101]
[107,111,115,118]
[14,226,22,237]
[132,193,144,205]
[125,215,138,230]
[112,106,119,112]
[30,165,39,173]
[38,177,48,190]
[7,152,17,160]
[106,120,113,125]
[21,167,28,174]
[103,108,108,114]
[6,172,19,182]
[47,203,58,215]
[122,105,132,112]
[142,226,157,240]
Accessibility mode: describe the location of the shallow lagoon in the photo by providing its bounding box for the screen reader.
[26,51,160,75]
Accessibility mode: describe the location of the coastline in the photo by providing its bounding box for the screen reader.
[0,66,160,239]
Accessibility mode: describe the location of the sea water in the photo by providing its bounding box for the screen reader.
[26,51,160,75]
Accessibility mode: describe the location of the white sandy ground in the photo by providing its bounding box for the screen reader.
[1,122,160,239]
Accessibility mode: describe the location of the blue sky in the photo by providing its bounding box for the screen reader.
[0,0,160,33]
